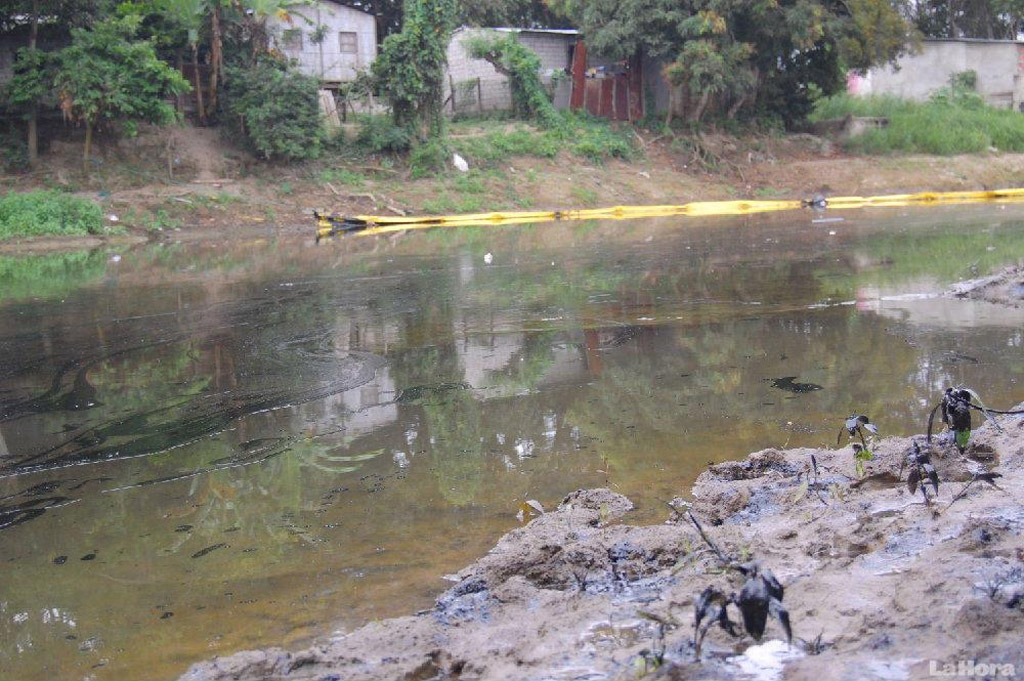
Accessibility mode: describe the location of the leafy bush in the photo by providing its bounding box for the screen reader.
[929,70,986,110]
[410,139,448,178]
[0,190,105,239]
[223,57,324,161]
[355,114,412,152]
[566,114,635,161]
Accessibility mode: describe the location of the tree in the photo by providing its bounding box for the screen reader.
[546,0,915,125]
[459,0,567,28]
[4,47,51,167]
[229,0,295,59]
[332,0,405,39]
[911,0,1024,38]
[463,32,559,124]
[52,15,191,170]
[1,0,99,167]
[153,0,210,122]
[372,0,459,140]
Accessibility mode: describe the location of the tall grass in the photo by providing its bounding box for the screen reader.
[449,113,636,165]
[810,93,1024,155]
[0,190,106,239]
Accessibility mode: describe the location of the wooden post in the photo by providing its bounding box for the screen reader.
[569,41,587,111]
[450,75,456,114]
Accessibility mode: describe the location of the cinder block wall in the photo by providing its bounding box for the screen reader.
[865,40,1023,110]
[444,28,575,115]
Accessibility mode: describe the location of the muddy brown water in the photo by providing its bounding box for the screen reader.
[1,204,1023,681]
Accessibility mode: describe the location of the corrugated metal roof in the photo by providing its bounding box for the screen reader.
[284,0,375,16]
[922,37,1023,45]
[491,27,580,36]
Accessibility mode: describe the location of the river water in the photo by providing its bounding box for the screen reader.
[1,205,1022,680]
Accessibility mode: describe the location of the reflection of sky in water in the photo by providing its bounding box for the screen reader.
[0,204,1023,681]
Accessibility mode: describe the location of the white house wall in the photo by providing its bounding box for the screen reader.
[272,2,376,83]
[861,40,1024,110]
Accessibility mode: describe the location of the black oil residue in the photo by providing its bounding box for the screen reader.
[395,382,470,404]
[0,495,74,531]
[191,543,228,559]
[766,376,823,393]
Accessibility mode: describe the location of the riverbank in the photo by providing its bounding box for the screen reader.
[2,124,1024,253]
[179,397,1023,681]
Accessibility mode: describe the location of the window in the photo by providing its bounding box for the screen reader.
[339,31,357,54]
[282,28,303,51]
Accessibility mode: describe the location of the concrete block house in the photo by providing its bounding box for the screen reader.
[443,27,578,115]
[270,1,377,86]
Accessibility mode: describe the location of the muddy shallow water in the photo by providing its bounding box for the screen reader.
[1,204,1023,680]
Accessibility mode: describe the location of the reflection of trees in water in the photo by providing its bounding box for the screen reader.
[836,217,1024,289]
[388,327,567,505]
[422,391,484,506]
[0,250,111,303]
[564,311,931,472]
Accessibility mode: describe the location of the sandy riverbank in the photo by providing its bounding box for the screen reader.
[179,394,1023,681]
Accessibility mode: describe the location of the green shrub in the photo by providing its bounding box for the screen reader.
[223,57,324,161]
[930,71,985,110]
[567,117,634,162]
[355,114,412,152]
[0,190,105,239]
[410,139,448,178]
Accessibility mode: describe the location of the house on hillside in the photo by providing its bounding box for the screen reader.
[850,39,1024,110]
[269,1,377,86]
[444,27,578,115]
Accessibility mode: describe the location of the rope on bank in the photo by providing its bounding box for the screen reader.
[314,187,1024,240]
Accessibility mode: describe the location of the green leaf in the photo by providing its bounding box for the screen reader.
[854,448,874,461]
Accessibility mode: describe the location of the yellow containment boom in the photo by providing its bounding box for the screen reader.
[314,187,1024,239]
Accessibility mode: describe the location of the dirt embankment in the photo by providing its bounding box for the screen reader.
[180,403,1024,681]
[3,126,1024,253]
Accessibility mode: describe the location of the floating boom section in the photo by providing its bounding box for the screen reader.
[314,188,1024,239]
